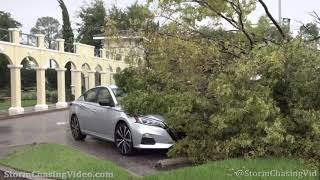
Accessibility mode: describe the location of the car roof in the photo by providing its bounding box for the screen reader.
[96,85,118,89]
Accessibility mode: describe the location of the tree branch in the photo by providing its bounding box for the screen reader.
[157,14,215,40]
[193,0,239,29]
[257,0,286,39]
[234,0,253,48]
[193,0,254,48]
[310,11,320,24]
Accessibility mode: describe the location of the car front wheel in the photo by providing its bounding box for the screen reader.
[115,122,133,155]
[70,115,86,141]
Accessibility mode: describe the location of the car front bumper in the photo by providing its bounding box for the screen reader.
[130,123,174,149]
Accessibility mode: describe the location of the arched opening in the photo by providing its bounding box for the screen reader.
[95,65,102,86]
[116,67,121,73]
[46,59,59,105]
[20,56,38,108]
[81,63,91,93]
[0,53,11,111]
[64,61,76,101]
[137,57,143,66]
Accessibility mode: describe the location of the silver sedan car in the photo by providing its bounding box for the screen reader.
[69,85,175,155]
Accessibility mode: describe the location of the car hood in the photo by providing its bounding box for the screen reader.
[143,114,166,122]
[116,105,165,122]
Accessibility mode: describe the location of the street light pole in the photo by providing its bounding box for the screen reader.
[278,0,282,24]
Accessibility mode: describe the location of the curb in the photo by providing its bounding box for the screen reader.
[0,107,69,121]
[155,157,193,170]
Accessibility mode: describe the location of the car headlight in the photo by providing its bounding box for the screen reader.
[134,116,166,128]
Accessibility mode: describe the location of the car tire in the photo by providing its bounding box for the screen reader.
[114,122,133,155]
[70,115,86,141]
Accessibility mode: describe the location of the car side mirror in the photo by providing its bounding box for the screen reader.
[99,99,115,107]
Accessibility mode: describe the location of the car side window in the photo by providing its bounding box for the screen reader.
[78,96,84,101]
[83,88,98,103]
[97,88,113,103]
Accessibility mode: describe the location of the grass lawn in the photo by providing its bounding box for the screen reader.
[0,144,136,180]
[0,144,318,180]
[146,158,318,180]
[0,99,37,111]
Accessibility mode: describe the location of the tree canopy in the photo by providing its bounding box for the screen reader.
[0,11,21,42]
[0,11,21,29]
[105,3,157,33]
[57,0,74,44]
[30,16,60,49]
[299,22,319,41]
[76,0,106,49]
[113,0,320,164]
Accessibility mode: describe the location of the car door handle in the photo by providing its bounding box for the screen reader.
[79,104,96,113]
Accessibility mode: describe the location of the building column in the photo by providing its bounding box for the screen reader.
[121,54,126,61]
[56,68,68,108]
[35,34,45,48]
[71,70,82,99]
[8,28,20,44]
[34,67,48,111]
[100,48,106,59]
[7,65,24,115]
[100,71,108,85]
[111,73,115,85]
[83,74,89,91]
[88,71,95,89]
[56,39,65,52]
[106,67,112,85]
[70,69,75,97]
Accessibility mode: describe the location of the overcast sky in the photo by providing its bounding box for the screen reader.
[0,0,144,33]
[0,0,319,34]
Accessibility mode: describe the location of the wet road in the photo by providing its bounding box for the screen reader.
[0,110,167,176]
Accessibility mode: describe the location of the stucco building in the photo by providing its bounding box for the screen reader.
[0,28,137,115]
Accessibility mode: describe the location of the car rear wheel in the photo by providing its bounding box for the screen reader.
[115,122,133,155]
[70,115,86,141]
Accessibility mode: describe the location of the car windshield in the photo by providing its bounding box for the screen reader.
[111,88,124,102]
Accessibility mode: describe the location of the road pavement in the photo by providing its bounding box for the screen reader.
[0,110,168,176]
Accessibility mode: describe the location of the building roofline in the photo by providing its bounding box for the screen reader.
[93,36,149,41]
